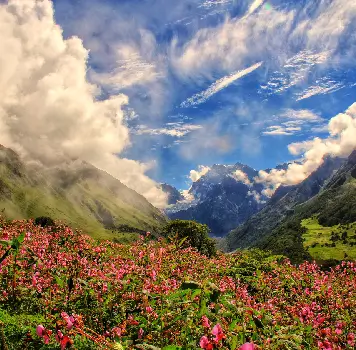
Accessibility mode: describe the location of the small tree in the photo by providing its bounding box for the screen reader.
[34,216,55,228]
[162,220,216,257]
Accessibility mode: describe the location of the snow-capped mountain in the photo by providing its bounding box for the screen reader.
[164,163,270,237]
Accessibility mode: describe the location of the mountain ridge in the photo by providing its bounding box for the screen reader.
[0,144,167,241]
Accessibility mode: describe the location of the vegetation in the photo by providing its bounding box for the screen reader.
[162,220,217,257]
[0,145,167,242]
[0,217,355,349]
[301,217,356,261]
[34,216,55,228]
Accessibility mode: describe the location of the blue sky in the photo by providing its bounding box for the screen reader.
[52,0,356,191]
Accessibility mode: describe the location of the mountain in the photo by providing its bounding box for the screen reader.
[160,183,184,205]
[165,163,269,236]
[0,144,167,241]
[225,155,346,254]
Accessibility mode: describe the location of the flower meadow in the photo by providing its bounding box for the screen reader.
[0,217,355,349]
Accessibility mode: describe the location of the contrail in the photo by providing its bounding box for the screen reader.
[180,62,263,108]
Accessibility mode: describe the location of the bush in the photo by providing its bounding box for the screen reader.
[34,216,55,228]
[162,220,217,257]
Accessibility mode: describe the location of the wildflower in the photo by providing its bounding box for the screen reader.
[200,336,213,350]
[145,306,153,313]
[347,333,355,346]
[36,325,51,344]
[239,343,255,350]
[202,315,211,328]
[112,327,122,338]
[138,328,144,339]
[61,312,74,330]
[212,323,225,343]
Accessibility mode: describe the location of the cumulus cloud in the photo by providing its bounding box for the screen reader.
[180,62,263,107]
[189,165,211,182]
[231,170,251,186]
[256,102,356,193]
[0,0,167,207]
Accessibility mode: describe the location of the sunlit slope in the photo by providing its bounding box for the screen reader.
[301,217,356,261]
[0,145,167,240]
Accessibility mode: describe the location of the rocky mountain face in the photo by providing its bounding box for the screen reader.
[165,163,269,237]
[0,144,167,240]
[226,155,347,253]
[160,183,184,205]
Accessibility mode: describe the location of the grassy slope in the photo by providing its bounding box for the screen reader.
[0,147,167,241]
[302,217,356,261]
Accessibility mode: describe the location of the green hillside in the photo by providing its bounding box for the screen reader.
[0,145,167,241]
[302,217,356,261]
[227,151,356,263]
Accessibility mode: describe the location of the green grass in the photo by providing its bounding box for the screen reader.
[301,217,356,261]
[0,152,166,243]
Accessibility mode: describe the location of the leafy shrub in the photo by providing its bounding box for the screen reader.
[34,216,55,228]
[162,220,216,257]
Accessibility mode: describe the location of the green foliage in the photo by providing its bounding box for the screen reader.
[162,220,217,257]
[0,308,46,350]
[302,217,356,261]
[34,216,55,228]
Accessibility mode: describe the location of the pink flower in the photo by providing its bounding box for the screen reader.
[138,328,144,339]
[200,336,213,350]
[212,323,225,343]
[112,327,122,337]
[202,315,211,328]
[61,312,74,330]
[347,333,355,346]
[239,343,255,350]
[55,330,64,343]
[36,325,45,337]
[36,325,51,344]
[146,306,153,313]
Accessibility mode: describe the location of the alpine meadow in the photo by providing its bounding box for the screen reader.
[1,0,356,349]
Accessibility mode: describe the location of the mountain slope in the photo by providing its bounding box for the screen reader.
[166,164,268,236]
[0,145,167,240]
[160,183,184,205]
[226,155,346,252]
[228,151,356,263]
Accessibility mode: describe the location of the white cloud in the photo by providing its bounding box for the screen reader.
[280,109,322,121]
[231,170,251,186]
[296,80,345,101]
[259,50,331,96]
[180,62,263,107]
[256,102,356,192]
[135,123,203,137]
[0,0,167,208]
[90,46,161,91]
[245,0,265,17]
[263,126,301,136]
[189,165,211,182]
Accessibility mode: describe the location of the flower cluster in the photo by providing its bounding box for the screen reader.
[0,217,355,349]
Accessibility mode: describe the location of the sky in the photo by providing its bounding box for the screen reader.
[1,0,356,206]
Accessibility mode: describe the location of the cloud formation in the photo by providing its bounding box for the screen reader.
[180,62,263,107]
[231,170,251,186]
[257,102,356,193]
[135,123,203,138]
[0,0,167,207]
[189,166,211,182]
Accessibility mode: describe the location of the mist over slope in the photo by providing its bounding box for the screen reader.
[0,144,167,240]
